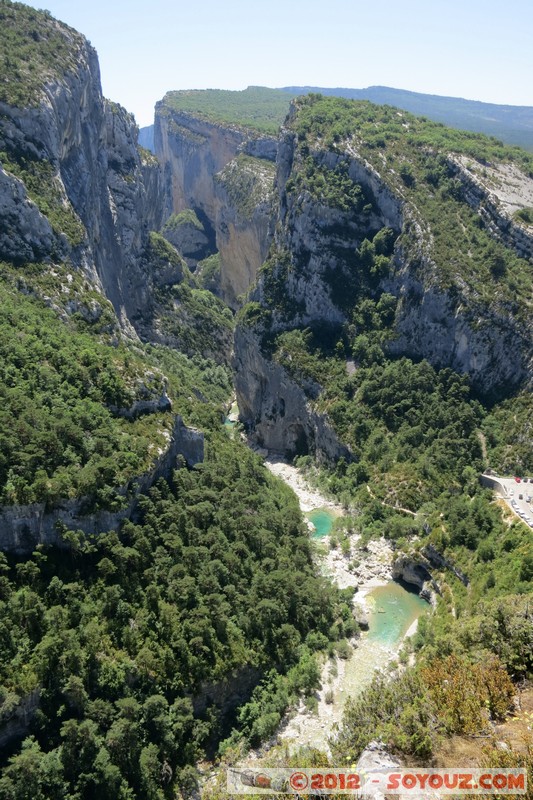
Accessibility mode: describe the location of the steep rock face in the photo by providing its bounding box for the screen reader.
[448,155,533,260]
[391,556,440,603]
[234,129,402,459]
[103,101,165,328]
[0,689,40,750]
[154,108,246,221]
[234,324,351,461]
[234,105,533,459]
[0,166,56,262]
[383,259,532,394]
[154,103,277,305]
[138,124,155,153]
[0,31,163,332]
[214,154,276,308]
[162,213,212,266]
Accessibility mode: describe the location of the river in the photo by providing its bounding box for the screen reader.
[264,455,429,755]
[223,412,429,755]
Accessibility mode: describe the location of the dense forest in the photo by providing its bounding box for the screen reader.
[0,433,350,798]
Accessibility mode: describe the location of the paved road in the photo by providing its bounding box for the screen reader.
[483,474,533,527]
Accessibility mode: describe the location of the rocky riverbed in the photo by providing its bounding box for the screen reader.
[263,455,423,756]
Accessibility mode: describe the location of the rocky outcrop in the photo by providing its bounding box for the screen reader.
[392,555,440,603]
[355,740,402,800]
[234,324,351,462]
[447,155,533,261]
[0,167,56,263]
[191,666,262,719]
[421,543,469,586]
[109,391,172,419]
[352,606,369,630]
[0,689,40,750]
[357,738,402,771]
[383,260,531,396]
[214,155,276,308]
[0,415,203,554]
[162,211,212,267]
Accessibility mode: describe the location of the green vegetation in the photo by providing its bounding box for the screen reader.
[0,148,85,247]
[333,653,517,762]
[287,155,373,214]
[282,84,533,151]
[162,209,204,233]
[514,206,533,225]
[160,86,296,134]
[0,436,346,798]
[0,1,85,107]
[0,276,172,508]
[289,95,533,310]
[482,393,533,475]
[157,283,234,362]
[195,252,221,293]
[137,144,158,167]
[237,93,533,772]
[145,231,185,272]
[139,233,234,364]
[215,154,276,219]
[322,359,483,508]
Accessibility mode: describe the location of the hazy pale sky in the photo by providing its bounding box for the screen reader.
[23,0,533,127]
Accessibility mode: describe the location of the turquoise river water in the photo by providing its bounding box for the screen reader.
[366,581,429,646]
[306,507,336,537]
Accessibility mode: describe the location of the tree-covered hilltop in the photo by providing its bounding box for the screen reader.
[289,94,533,308]
[158,87,297,134]
[282,85,533,152]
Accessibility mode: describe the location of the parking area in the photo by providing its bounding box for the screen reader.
[488,474,533,528]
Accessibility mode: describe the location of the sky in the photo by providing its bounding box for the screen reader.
[23,0,533,128]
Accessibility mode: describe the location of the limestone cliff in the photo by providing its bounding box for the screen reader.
[234,322,351,461]
[154,98,277,305]
[214,154,276,307]
[0,24,163,332]
[0,5,213,548]
[234,97,533,459]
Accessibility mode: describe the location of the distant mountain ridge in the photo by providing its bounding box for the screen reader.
[280,85,533,151]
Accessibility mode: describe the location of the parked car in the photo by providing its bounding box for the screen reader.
[514,477,522,483]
